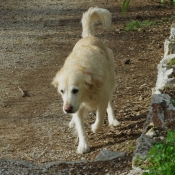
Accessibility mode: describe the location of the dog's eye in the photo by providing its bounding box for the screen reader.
[60,90,64,94]
[72,89,79,94]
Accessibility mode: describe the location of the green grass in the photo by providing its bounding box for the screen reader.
[122,0,130,15]
[169,58,175,66]
[136,130,175,175]
[124,20,154,31]
[161,0,175,6]
[170,98,175,107]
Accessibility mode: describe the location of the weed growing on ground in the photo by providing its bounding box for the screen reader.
[124,20,154,31]
[170,98,175,107]
[169,58,175,66]
[122,0,130,15]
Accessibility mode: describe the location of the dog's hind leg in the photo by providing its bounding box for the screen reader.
[73,108,90,154]
[107,100,120,126]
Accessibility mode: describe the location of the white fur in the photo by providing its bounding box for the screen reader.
[81,7,111,38]
[52,7,120,154]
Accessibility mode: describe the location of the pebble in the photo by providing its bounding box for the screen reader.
[124,58,130,64]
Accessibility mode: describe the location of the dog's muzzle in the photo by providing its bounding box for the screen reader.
[64,105,73,113]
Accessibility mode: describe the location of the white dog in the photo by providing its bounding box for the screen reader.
[52,7,120,153]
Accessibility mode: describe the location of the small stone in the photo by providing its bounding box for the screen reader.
[139,96,143,101]
[115,28,121,32]
[81,157,86,160]
[138,28,142,32]
[160,136,165,140]
[146,128,154,138]
[124,58,130,64]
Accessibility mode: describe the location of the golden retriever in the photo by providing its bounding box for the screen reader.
[52,7,120,153]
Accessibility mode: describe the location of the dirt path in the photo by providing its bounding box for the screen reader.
[0,0,175,174]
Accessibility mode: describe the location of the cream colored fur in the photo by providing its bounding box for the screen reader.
[52,7,120,154]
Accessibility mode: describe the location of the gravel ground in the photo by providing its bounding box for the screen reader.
[1,0,175,174]
[0,157,131,175]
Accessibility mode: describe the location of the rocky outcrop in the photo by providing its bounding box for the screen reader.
[128,22,175,175]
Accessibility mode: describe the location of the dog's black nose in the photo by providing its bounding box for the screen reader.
[64,105,73,113]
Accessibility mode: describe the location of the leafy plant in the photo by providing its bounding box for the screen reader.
[161,0,175,6]
[134,155,143,166]
[170,98,175,107]
[122,0,130,15]
[124,20,153,31]
[142,130,175,175]
[171,0,175,5]
[168,58,175,66]
[122,0,175,14]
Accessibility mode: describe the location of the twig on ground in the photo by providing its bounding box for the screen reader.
[24,154,34,161]
[18,87,26,97]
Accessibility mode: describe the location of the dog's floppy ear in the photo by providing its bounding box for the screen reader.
[85,74,103,89]
[51,77,58,87]
[51,69,62,88]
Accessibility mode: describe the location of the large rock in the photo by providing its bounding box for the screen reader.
[164,21,175,56]
[149,94,175,129]
[128,22,175,174]
[152,101,175,129]
[154,54,175,94]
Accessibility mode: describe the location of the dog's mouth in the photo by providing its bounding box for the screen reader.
[64,110,75,114]
[63,103,80,114]
[63,105,77,114]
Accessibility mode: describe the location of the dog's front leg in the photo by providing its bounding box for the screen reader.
[73,108,90,154]
[69,117,75,128]
[91,102,107,133]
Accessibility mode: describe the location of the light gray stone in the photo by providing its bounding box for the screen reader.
[154,54,175,94]
[94,149,125,161]
[133,134,155,161]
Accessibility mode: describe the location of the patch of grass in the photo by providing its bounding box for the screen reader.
[161,0,175,6]
[124,20,154,31]
[170,98,175,107]
[169,58,175,66]
[141,130,175,175]
[134,155,143,166]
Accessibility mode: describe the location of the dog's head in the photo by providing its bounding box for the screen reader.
[52,69,103,114]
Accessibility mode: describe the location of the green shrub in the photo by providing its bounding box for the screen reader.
[142,130,175,175]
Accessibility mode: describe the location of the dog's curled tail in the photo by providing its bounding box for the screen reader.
[81,7,111,38]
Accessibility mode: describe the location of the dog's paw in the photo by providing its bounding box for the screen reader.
[91,123,101,133]
[69,119,75,128]
[109,119,120,126]
[77,143,90,154]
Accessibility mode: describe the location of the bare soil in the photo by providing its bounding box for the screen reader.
[0,0,175,174]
